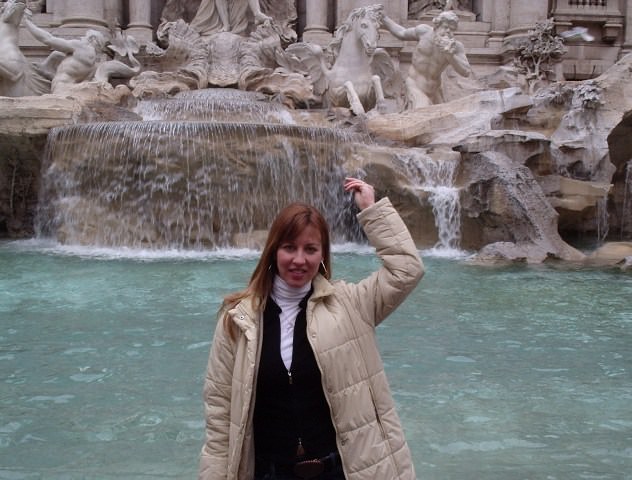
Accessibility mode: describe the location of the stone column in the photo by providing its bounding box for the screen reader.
[487,0,510,53]
[507,0,547,36]
[302,0,331,45]
[46,0,62,23]
[622,0,632,56]
[126,0,153,43]
[103,0,122,26]
[59,0,107,29]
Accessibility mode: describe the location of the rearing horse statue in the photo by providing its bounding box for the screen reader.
[285,4,396,115]
[0,0,49,96]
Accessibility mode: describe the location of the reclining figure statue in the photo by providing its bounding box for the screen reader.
[0,0,49,96]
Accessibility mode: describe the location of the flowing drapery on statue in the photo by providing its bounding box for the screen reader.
[190,0,271,37]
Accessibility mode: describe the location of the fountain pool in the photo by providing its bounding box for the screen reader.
[1,241,631,479]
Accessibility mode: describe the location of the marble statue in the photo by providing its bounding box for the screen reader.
[409,0,471,18]
[259,0,297,28]
[383,10,471,109]
[23,12,141,94]
[129,19,209,97]
[26,0,43,12]
[0,0,49,96]
[160,0,202,23]
[285,4,396,115]
[23,13,109,93]
[93,29,142,85]
[239,20,314,108]
[190,0,271,37]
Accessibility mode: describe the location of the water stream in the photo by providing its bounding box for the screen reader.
[2,241,630,479]
[597,196,609,245]
[133,89,295,124]
[36,87,378,249]
[37,120,366,248]
[401,150,462,252]
[621,159,632,239]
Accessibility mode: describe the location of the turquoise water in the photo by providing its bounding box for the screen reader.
[1,241,631,479]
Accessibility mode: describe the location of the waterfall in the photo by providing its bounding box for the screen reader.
[596,196,609,244]
[36,119,368,249]
[134,89,295,124]
[401,150,462,252]
[621,159,632,239]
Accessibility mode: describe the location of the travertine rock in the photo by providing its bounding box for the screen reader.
[586,242,632,268]
[365,88,532,145]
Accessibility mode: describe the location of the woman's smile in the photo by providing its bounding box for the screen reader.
[276,225,323,288]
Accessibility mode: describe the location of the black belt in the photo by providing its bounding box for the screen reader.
[256,451,340,479]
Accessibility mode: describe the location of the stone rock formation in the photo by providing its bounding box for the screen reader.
[1,7,631,268]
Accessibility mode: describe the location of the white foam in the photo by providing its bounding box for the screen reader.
[70,373,107,383]
[186,341,211,351]
[3,238,382,261]
[0,422,21,434]
[2,239,261,261]
[26,395,75,404]
[421,246,471,259]
[446,355,476,363]
[430,438,547,454]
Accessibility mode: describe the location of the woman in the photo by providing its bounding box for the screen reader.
[199,178,424,480]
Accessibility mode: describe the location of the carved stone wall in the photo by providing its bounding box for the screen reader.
[16,0,632,81]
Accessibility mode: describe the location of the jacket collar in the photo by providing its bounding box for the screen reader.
[229,274,335,334]
[311,273,335,299]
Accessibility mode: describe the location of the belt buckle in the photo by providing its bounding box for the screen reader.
[293,459,325,479]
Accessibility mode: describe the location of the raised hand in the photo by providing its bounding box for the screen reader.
[343,177,375,211]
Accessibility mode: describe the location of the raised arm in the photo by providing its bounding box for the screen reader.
[344,177,375,210]
[382,15,425,41]
[23,14,75,53]
[340,179,424,325]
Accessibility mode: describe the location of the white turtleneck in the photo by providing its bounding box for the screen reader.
[271,275,311,370]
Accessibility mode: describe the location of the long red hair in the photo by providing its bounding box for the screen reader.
[221,203,331,337]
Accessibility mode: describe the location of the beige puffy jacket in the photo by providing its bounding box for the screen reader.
[199,197,424,480]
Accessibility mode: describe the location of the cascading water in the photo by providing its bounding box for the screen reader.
[621,159,632,239]
[596,196,609,244]
[133,89,295,124]
[400,150,462,252]
[36,90,368,249]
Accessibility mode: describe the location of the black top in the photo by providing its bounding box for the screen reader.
[253,293,337,464]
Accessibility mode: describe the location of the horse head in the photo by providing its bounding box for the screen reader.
[1,0,26,25]
[337,4,383,58]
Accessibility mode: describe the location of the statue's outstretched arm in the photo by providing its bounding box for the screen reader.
[23,16,74,53]
[382,16,420,41]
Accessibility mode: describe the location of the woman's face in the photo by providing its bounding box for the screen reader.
[276,225,323,288]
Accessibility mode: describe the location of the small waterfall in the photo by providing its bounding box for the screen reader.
[401,150,462,251]
[134,88,295,124]
[36,121,367,249]
[596,196,609,244]
[621,159,632,239]
[36,86,374,250]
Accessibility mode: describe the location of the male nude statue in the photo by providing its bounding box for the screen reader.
[23,10,107,93]
[382,10,471,109]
